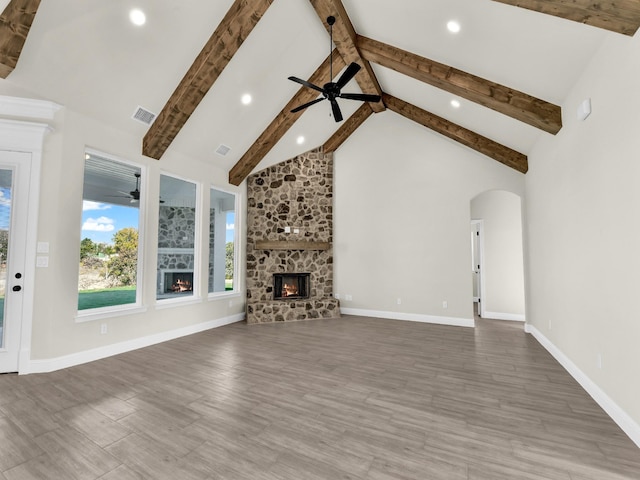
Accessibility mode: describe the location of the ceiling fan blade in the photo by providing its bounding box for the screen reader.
[330,99,343,122]
[335,63,361,90]
[288,76,324,93]
[291,97,325,113]
[339,92,382,103]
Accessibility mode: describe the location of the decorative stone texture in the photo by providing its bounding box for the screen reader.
[158,206,196,248]
[246,147,340,324]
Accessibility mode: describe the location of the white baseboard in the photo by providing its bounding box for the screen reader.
[526,323,640,448]
[22,313,245,375]
[482,311,525,322]
[341,308,474,328]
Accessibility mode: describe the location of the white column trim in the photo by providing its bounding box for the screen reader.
[0,99,59,374]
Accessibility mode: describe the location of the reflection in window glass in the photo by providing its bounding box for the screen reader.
[157,174,198,300]
[78,152,141,311]
[209,188,236,293]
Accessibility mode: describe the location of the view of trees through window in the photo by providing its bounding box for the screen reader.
[210,188,236,293]
[78,152,141,311]
[0,170,12,343]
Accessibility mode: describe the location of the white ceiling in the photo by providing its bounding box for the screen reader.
[3,0,612,176]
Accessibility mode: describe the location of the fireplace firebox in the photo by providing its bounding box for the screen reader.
[273,273,310,300]
[163,271,194,293]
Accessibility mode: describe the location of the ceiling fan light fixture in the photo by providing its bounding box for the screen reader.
[287,15,381,122]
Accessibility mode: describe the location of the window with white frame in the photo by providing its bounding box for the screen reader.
[209,187,237,293]
[78,151,143,312]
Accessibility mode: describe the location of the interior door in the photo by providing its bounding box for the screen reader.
[471,220,483,318]
[0,151,30,373]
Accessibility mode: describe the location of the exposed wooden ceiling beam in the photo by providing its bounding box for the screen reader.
[143,0,274,160]
[0,0,41,79]
[358,35,562,135]
[308,0,385,113]
[383,93,528,173]
[229,51,346,186]
[492,0,640,36]
[323,103,373,153]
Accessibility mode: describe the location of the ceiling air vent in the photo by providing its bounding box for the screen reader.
[131,106,156,125]
[215,144,231,157]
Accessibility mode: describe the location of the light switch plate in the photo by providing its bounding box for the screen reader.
[36,256,49,267]
[37,242,49,253]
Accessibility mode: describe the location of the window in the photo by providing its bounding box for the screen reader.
[209,188,237,294]
[78,151,142,312]
[157,174,199,301]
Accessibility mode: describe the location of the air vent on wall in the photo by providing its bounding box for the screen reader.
[131,106,156,125]
[215,144,231,156]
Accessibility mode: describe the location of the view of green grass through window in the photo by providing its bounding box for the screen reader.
[78,153,141,311]
[209,188,236,293]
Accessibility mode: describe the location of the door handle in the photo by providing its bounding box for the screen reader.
[12,285,21,292]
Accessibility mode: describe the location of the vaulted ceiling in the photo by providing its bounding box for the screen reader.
[2,0,638,185]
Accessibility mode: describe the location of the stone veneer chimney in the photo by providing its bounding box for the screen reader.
[246,147,340,324]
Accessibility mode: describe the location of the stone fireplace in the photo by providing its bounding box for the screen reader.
[246,147,340,324]
[156,205,195,298]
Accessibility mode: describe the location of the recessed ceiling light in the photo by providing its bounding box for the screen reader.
[450,99,461,108]
[129,9,146,26]
[241,93,252,105]
[296,136,305,145]
[447,20,461,33]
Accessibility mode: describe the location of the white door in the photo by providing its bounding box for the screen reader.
[471,220,484,318]
[0,151,30,373]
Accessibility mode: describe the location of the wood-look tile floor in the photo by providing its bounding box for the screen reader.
[1,315,639,479]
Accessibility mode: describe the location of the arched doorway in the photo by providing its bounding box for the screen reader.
[470,190,525,323]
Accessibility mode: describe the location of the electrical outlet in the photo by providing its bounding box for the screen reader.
[549,320,552,330]
[334,293,340,300]
[597,353,603,369]
[100,323,107,335]
[345,294,353,301]
[228,300,233,307]
[397,298,402,305]
[442,300,448,309]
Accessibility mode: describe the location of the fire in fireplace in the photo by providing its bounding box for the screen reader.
[273,273,310,300]
[164,271,194,293]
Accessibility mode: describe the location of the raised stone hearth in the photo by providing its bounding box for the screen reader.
[246,148,340,324]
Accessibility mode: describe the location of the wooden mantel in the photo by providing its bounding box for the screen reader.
[254,240,331,251]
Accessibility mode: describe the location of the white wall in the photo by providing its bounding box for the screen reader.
[0,94,246,367]
[334,112,525,325]
[471,190,525,320]
[526,32,640,435]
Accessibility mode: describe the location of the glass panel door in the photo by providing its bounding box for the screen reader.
[0,168,13,348]
[0,151,30,373]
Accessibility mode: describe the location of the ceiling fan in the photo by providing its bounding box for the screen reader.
[288,16,381,122]
[105,172,165,204]
[105,172,141,203]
